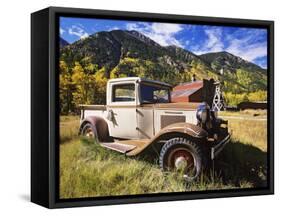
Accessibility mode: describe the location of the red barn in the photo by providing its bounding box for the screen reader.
[171,81,204,103]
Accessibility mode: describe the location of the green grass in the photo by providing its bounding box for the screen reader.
[227,118,267,151]
[59,114,267,199]
[59,116,80,143]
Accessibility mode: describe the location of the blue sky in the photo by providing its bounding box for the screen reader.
[60,17,268,69]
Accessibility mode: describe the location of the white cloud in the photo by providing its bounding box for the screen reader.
[205,29,224,51]
[226,37,267,62]
[126,22,184,47]
[108,26,120,31]
[60,27,65,35]
[192,28,224,55]
[126,23,140,31]
[190,27,267,66]
[151,23,183,35]
[68,25,89,39]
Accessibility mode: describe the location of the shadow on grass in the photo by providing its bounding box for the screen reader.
[214,140,267,188]
[137,140,268,188]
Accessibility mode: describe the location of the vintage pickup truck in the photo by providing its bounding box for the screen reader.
[79,77,230,181]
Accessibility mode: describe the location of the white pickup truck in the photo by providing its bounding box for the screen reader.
[79,77,230,181]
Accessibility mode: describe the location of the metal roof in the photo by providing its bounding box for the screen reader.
[173,81,203,91]
[171,89,199,97]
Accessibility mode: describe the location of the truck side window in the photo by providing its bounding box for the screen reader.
[112,84,135,102]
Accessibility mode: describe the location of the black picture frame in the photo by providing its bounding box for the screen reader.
[31,6,274,208]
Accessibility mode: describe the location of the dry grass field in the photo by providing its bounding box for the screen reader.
[59,112,267,199]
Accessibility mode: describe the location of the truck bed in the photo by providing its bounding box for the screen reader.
[80,104,106,110]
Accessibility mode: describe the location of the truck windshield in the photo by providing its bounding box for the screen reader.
[140,83,170,104]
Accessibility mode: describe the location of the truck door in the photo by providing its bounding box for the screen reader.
[107,82,138,139]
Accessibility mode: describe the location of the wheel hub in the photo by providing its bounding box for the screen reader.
[174,156,188,170]
[168,149,195,172]
[85,128,94,137]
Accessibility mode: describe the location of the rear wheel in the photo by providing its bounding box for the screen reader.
[159,137,204,182]
[81,123,98,141]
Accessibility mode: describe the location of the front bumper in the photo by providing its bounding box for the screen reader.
[210,133,231,160]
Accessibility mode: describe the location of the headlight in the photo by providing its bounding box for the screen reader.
[196,102,210,124]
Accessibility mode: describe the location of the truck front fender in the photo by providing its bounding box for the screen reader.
[126,122,208,156]
[156,122,208,139]
[79,116,110,142]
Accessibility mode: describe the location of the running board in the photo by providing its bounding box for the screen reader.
[100,142,136,153]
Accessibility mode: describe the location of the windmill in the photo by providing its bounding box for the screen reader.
[212,58,226,111]
[212,81,225,111]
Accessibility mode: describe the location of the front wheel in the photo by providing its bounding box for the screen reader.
[159,137,204,182]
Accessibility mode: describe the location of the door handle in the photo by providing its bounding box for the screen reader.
[107,109,114,121]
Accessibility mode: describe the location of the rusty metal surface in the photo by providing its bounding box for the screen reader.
[101,142,137,153]
[157,122,208,138]
[119,139,150,146]
[100,139,150,156]
[121,139,151,156]
[173,81,203,91]
[144,122,208,151]
[171,81,203,103]
[171,89,203,103]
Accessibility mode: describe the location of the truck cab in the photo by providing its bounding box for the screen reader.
[106,77,198,139]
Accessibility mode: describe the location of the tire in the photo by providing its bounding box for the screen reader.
[81,123,99,141]
[159,137,204,182]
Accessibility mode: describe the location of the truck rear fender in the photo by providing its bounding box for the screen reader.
[79,116,110,142]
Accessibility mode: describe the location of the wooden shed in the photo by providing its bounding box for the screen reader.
[171,81,204,103]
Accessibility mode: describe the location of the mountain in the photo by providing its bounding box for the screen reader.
[200,51,266,74]
[60,30,267,93]
[199,51,267,92]
[60,30,217,85]
[60,37,69,48]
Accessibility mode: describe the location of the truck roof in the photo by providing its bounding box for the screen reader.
[108,77,172,88]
